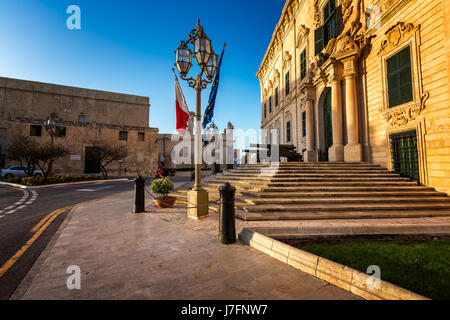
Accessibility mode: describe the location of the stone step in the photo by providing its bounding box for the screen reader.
[253,186,434,192]
[237,210,450,221]
[266,181,418,187]
[241,190,447,198]
[244,196,450,205]
[224,173,401,178]
[230,169,393,174]
[242,163,381,168]
[213,176,410,183]
[243,202,450,212]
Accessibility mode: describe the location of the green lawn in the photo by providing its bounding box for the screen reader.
[295,240,450,300]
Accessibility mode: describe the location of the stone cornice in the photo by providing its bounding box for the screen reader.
[0,77,150,106]
[256,0,299,80]
[8,117,158,132]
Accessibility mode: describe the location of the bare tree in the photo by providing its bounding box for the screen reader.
[91,142,128,179]
[6,136,69,180]
[6,136,38,176]
[34,143,70,181]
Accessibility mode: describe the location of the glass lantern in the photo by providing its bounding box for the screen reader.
[175,42,192,75]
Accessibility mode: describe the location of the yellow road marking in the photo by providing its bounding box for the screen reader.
[0,190,131,279]
[29,209,64,234]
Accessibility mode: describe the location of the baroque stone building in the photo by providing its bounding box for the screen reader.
[0,77,159,176]
[257,0,450,193]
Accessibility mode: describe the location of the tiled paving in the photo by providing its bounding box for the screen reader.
[13,190,359,300]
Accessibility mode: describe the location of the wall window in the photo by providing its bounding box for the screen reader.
[275,87,279,106]
[387,46,413,108]
[300,49,307,80]
[302,111,307,137]
[286,120,291,142]
[56,127,66,138]
[264,103,267,118]
[138,132,145,141]
[269,96,272,113]
[315,0,337,55]
[78,113,86,123]
[119,131,128,141]
[30,125,42,137]
[285,72,290,96]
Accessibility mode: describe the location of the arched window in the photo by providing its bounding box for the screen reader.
[78,113,86,123]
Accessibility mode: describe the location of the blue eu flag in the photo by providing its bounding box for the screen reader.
[202,45,225,129]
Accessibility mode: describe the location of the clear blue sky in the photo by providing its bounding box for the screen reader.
[0,0,284,134]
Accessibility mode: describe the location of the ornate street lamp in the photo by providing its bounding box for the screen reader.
[44,114,63,144]
[174,19,218,219]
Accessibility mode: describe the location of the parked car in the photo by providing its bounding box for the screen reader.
[0,166,43,178]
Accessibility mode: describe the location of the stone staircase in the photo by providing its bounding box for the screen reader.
[170,162,450,221]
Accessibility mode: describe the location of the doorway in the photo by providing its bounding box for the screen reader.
[84,147,101,174]
[319,90,333,161]
[390,130,420,181]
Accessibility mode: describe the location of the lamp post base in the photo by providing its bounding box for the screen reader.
[187,188,209,220]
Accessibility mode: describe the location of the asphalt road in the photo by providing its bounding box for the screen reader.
[0,178,181,300]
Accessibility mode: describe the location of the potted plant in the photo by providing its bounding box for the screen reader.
[151,177,176,208]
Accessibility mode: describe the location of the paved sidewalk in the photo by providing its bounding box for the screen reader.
[12,189,359,300]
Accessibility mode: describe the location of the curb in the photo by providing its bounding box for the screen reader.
[0,181,29,189]
[0,178,130,190]
[239,228,429,301]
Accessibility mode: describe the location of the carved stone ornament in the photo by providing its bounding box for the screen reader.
[283,51,292,69]
[313,0,321,27]
[332,0,366,56]
[296,24,310,47]
[378,22,418,56]
[385,92,430,127]
[274,69,280,82]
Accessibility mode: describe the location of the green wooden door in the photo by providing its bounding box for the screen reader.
[390,130,420,181]
[319,90,333,162]
[324,90,333,151]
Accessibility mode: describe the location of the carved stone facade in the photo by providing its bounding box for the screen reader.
[0,77,159,176]
[257,0,450,194]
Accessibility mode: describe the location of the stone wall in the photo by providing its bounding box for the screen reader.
[1,77,159,177]
[257,0,450,194]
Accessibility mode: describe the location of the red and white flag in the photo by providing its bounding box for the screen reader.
[174,73,190,134]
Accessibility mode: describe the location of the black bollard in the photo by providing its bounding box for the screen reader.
[133,176,145,213]
[219,182,236,244]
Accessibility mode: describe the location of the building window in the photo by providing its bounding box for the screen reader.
[302,111,306,137]
[387,46,413,108]
[315,0,337,55]
[300,49,307,80]
[119,131,128,141]
[30,125,42,137]
[269,96,272,113]
[264,103,267,118]
[286,120,291,142]
[56,127,66,138]
[285,72,290,96]
[275,87,279,106]
[138,132,145,142]
[78,113,86,123]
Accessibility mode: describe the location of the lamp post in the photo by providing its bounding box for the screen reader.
[44,114,63,145]
[43,114,63,177]
[175,19,218,220]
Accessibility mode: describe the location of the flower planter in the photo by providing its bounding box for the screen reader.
[154,196,177,208]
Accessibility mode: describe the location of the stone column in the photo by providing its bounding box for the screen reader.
[304,98,316,162]
[328,77,344,162]
[342,55,362,162]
